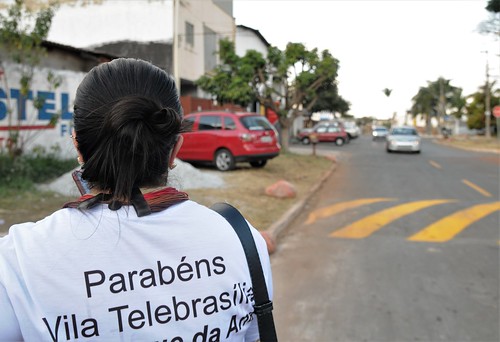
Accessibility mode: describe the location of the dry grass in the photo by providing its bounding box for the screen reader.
[436,135,500,153]
[187,152,333,230]
[0,191,74,234]
[0,152,334,234]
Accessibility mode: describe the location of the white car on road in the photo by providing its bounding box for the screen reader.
[386,126,421,153]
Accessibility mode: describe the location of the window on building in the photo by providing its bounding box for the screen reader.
[185,21,194,47]
[204,25,217,72]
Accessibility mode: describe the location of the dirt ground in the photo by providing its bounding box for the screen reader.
[0,152,333,234]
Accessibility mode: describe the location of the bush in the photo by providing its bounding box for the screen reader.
[0,146,78,193]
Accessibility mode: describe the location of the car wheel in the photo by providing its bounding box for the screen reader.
[250,160,267,168]
[302,137,311,145]
[214,149,235,171]
[335,138,345,146]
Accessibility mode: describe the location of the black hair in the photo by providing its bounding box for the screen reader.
[73,58,188,203]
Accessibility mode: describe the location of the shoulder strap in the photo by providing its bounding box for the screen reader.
[211,202,278,342]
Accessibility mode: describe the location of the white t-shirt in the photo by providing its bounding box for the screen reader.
[0,200,273,342]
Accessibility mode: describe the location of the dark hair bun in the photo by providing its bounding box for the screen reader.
[73,58,184,202]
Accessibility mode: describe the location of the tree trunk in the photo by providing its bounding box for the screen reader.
[425,114,432,135]
[278,117,292,152]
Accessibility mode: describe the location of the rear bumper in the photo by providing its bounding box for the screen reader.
[235,152,280,162]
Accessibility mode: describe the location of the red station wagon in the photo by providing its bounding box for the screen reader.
[177,111,281,171]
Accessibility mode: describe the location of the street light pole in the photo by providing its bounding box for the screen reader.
[483,51,491,138]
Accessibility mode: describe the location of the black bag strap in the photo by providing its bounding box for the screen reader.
[211,202,278,342]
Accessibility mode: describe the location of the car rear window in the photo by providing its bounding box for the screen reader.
[240,116,274,131]
[392,128,417,135]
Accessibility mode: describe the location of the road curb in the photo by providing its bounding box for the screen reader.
[264,159,338,253]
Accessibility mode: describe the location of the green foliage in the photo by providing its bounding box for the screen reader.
[479,0,500,36]
[195,38,347,127]
[0,0,56,66]
[0,145,78,193]
[465,84,500,130]
[0,0,60,158]
[411,77,464,130]
[486,0,500,13]
[383,88,392,97]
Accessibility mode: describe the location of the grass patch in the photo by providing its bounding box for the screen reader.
[188,152,334,231]
[0,149,78,233]
[0,151,78,194]
[437,136,500,152]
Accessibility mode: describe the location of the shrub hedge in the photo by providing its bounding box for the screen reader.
[0,145,78,193]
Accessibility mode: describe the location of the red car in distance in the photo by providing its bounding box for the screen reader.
[177,111,281,171]
[297,121,349,146]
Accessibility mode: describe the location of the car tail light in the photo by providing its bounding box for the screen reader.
[240,133,253,142]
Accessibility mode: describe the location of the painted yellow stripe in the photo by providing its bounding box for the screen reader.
[305,198,395,225]
[462,179,492,197]
[408,201,500,242]
[330,199,454,239]
[429,160,442,169]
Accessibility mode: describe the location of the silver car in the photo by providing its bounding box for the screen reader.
[386,126,421,153]
[372,126,389,140]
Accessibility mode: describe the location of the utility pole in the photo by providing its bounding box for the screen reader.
[173,0,180,93]
[483,51,491,138]
[439,78,446,130]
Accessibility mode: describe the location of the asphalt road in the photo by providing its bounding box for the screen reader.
[271,136,499,342]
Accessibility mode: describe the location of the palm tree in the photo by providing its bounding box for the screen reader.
[411,77,464,134]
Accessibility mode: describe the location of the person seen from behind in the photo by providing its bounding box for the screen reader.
[0,58,273,341]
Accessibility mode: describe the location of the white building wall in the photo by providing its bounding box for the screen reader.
[235,27,268,57]
[178,0,235,82]
[0,63,85,158]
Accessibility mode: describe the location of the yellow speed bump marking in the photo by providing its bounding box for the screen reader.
[462,179,492,197]
[429,160,442,169]
[408,201,500,242]
[330,199,454,239]
[305,198,395,225]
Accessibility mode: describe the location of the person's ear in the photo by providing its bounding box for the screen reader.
[71,129,84,165]
[169,135,184,169]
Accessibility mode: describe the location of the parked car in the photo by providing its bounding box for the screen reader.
[177,111,281,171]
[386,126,421,153]
[297,121,349,146]
[372,126,389,140]
[342,120,361,139]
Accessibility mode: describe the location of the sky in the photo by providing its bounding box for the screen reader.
[46,0,499,120]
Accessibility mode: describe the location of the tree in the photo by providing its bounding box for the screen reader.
[479,0,500,38]
[465,82,499,131]
[196,39,347,150]
[309,81,350,116]
[410,77,464,134]
[0,0,59,157]
[382,88,392,97]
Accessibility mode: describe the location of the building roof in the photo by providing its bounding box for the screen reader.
[42,40,118,62]
[237,25,271,47]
